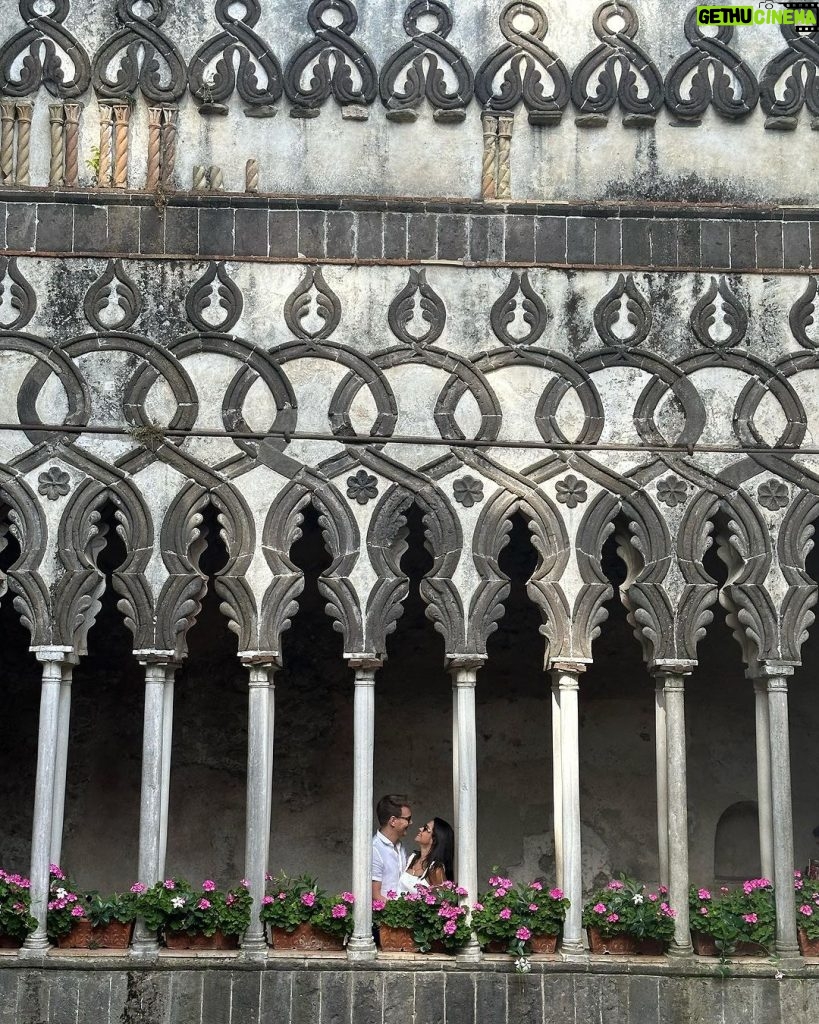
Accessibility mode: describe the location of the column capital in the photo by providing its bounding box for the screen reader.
[750,660,797,680]
[447,655,485,683]
[549,659,589,675]
[135,649,176,664]
[240,652,281,668]
[650,659,696,678]
[347,655,383,671]
[32,646,74,665]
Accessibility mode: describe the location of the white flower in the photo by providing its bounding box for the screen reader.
[514,956,531,974]
[55,887,67,900]
[171,896,186,909]
[632,893,644,904]
[775,971,783,980]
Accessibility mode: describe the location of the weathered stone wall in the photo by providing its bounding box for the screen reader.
[2,956,819,1024]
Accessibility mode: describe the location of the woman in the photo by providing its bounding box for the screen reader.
[398,817,455,892]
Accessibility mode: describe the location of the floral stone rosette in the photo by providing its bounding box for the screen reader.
[582,877,675,950]
[471,874,568,963]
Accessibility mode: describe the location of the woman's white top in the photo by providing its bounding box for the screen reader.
[398,854,431,894]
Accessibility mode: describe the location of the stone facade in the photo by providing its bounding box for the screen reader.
[1,0,819,1018]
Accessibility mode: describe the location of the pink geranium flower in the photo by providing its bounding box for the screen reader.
[516,927,531,941]
[341,892,355,904]
[606,913,619,923]
[473,902,484,912]
[262,895,274,905]
[799,905,813,916]
[607,880,624,891]
[197,898,211,910]
[528,904,539,912]
[593,902,606,914]
[549,888,564,900]
[202,880,216,892]
[499,908,511,920]
[163,880,175,890]
[743,913,758,924]
[372,899,385,912]
[300,892,316,907]
[130,883,146,895]
[530,882,543,891]
[331,904,348,918]
[71,906,85,918]
[697,889,711,901]
[443,920,457,935]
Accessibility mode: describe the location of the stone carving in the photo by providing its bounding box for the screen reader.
[83,259,142,333]
[571,1,663,127]
[37,467,71,500]
[555,475,588,508]
[593,273,651,349]
[490,271,547,349]
[690,276,748,349]
[656,476,689,508]
[475,0,570,125]
[185,261,244,334]
[284,266,341,342]
[92,0,187,103]
[664,7,759,123]
[0,0,90,99]
[789,278,818,349]
[346,469,379,505]
[452,476,483,507]
[757,478,790,511]
[285,0,376,118]
[0,256,36,330]
[380,0,474,122]
[188,0,282,116]
[760,24,819,127]
[388,268,446,348]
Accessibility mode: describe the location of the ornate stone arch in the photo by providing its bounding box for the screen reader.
[0,466,48,645]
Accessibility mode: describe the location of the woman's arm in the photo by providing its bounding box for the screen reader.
[426,863,446,887]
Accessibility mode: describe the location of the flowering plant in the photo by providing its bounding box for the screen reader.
[689,878,775,949]
[582,876,675,942]
[260,873,354,941]
[372,883,471,952]
[471,875,569,954]
[136,877,251,938]
[0,868,36,941]
[795,873,819,941]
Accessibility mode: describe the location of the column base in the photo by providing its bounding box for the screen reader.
[774,944,800,959]
[241,933,269,960]
[19,932,50,956]
[559,938,585,959]
[130,936,160,957]
[456,936,482,963]
[346,936,377,961]
[668,941,693,957]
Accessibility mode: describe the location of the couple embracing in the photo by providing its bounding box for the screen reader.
[371,794,455,899]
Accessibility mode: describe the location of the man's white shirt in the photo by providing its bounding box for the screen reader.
[372,830,407,897]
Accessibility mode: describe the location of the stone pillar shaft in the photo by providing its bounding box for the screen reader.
[660,666,692,955]
[551,662,584,955]
[452,661,481,962]
[655,679,669,889]
[0,100,15,185]
[348,660,378,961]
[551,681,563,891]
[765,668,799,955]
[98,103,113,187]
[752,677,774,881]
[63,103,82,187]
[243,663,275,955]
[49,662,75,868]
[23,650,70,952]
[158,669,175,873]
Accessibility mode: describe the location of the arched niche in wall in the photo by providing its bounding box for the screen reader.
[714,801,760,882]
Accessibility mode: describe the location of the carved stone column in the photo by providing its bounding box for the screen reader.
[448,656,484,962]
[347,657,380,961]
[158,664,176,873]
[132,656,175,955]
[160,107,178,189]
[48,104,65,187]
[14,102,32,185]
[655,677,669,889]
[50,655,78,868]
[21,648,74,953]
[497,115,514,200]
[550,661,586,956]
[750,673,774,881]
[97,103,113,187]
[653,660,694,956]
[760,661,799,956]
[242,659,277,957]
[481,113,499,199]
[146,107,162,192]
[0,100,15,185]
[63,103,82,187]
[112,104,130,189]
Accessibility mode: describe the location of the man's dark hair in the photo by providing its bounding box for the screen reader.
[376,794,409,827]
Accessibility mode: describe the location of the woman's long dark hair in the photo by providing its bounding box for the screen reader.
[426,817,455,882]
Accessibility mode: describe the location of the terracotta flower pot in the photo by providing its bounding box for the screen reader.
[586,927,638,954]
[57,920,134,949]
[164,929,239,950]
[271,923,344,951]
[378,925,417,952]
[0,935,23,949]
[483,939,508,953]
[798,928,819,957]
[691,932,766,957]
[529,933,559,954]
[634,937,668,956]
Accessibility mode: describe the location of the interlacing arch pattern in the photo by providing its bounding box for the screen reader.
[0,258,818,680]
[0,1,817,125]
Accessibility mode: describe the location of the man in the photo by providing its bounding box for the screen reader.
[372,794,412,900]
